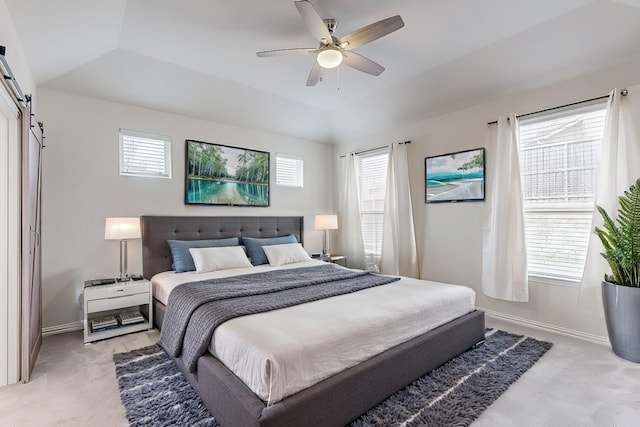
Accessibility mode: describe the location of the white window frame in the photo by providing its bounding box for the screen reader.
[119,129,172,178]
[275,153,304,187]
[356,148,389,268]
[518,100,607,285]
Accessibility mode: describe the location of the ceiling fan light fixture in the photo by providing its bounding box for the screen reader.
[317,47,343,69]
[256,2,405,86]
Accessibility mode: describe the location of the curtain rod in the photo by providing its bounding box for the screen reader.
[486,90,629,126]
[339,141,411,158]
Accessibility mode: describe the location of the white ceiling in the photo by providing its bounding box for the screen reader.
[6,0,640,143]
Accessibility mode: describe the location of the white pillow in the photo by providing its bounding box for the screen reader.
[189,246,253,273]
[262,243,312,266]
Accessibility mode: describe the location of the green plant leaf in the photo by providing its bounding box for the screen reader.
[597,178,640,287]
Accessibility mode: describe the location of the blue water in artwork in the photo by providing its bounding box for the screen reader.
[187,179,268,205]
[427,171,483,186]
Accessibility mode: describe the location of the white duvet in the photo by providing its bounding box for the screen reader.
[152,260,475,405]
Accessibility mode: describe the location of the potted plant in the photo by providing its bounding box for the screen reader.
[595,178,640,362]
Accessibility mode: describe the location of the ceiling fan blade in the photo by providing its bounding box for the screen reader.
[338,15,404,50]
[256,48,317,57]
[342,52,385,76]
[295,1,332,44]
[306,62,324,86]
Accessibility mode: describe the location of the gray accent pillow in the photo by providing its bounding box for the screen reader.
[167,237,240,272]
[242,235,297,266]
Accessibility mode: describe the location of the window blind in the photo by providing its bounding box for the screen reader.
[357,150,389,263]
[276,153,303,187]
[119,130,171,178]
[518,102,607,282]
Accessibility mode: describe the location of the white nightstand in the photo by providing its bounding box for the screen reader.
[323,255,347,266]
[83,279,153,344]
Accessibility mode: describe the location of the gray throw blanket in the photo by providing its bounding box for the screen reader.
[160,264,400,372]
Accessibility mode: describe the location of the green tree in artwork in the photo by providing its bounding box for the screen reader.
[458,151,484,171]
[236,151,268,184]
[188,143,228,179]
[236,152,249,182]
[251,153,269,184]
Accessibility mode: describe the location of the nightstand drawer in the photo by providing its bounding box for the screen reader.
[87,292,149,313]
[85,282,148,300]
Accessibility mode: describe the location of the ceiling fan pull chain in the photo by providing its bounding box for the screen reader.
[337,65,341,91]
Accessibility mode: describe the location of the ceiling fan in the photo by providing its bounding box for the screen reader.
[256,0,404,86]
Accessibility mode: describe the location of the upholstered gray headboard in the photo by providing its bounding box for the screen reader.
[140,215,304,279]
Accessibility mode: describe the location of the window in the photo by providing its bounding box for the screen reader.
[357,149,389,267]
[119,129,171,178]
[276,153,303,187]
[518,101,607,282]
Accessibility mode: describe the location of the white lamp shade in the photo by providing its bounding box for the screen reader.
[105,217,141,240]
[316,48,343,69]
[315,214,338,230]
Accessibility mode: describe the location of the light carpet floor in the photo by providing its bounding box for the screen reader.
[0,319,639,426]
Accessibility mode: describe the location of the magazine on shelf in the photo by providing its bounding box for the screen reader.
[91,315,118,332]
[118,311,145,325]
[91,324,121,333]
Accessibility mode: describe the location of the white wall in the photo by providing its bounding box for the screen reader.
[0,0,35,103]
[37,88,333,330]
[332,57,640,341]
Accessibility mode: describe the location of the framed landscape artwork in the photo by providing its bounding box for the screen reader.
[185,140,270,206]
[425,147,485,203]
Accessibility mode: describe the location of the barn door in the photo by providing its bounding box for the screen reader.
[20,104,43,382]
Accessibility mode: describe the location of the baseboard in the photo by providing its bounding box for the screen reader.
[42,321,83,337]
[43,310,608,345]
[478,306,609,346]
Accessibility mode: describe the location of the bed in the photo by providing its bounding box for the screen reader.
[141,215,485,427]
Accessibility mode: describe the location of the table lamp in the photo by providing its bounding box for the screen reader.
[105,217,141,282]
[315,214,338,257]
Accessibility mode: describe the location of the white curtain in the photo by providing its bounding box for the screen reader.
[579,87,640,313]
[379,142,419,278]
[482,114,529,302]
[339,154,367,270]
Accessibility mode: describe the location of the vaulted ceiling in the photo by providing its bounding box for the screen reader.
[6,0,640,143]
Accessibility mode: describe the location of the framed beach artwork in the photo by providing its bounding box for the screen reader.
[185,140,270,206]
[425,147,485,203]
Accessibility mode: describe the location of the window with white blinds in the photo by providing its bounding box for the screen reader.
[518,101,607,282]
[119,129,171,178]
[276,153,303,187]
[357,149,389,267]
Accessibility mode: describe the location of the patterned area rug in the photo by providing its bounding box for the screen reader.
[113,329,552,427]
